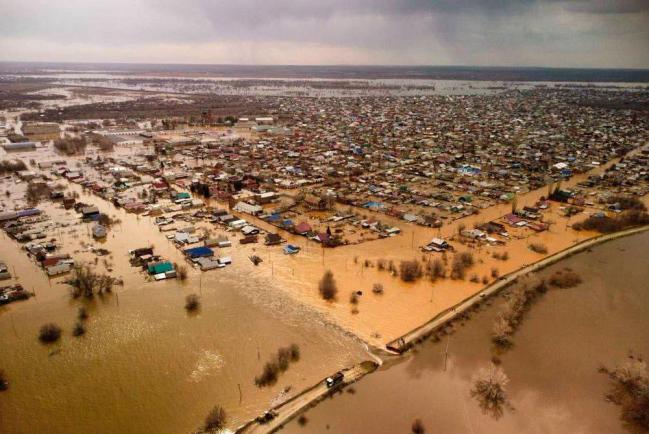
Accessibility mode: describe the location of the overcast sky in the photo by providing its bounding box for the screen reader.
[1,0,648,68]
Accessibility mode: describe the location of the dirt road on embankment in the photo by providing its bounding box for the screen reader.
[387,224,649,353]
[235,361,378,434]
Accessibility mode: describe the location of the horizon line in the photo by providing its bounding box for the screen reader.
[1,60,648,71]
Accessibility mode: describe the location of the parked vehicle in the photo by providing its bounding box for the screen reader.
[255,410,278,424]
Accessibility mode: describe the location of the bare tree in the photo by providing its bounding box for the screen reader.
[400,260,422,282]
[472,364,509,418]
[412,419,425,434]
[38,323,62,343]
[0,369,8,391]
[204,405,227,432]
[601,355,649,429]
[185,294,200,311]
[428,258,446,281]
[69,265,115,299]
[319,270,338,301]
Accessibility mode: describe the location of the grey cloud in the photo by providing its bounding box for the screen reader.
[0,0,647,67]
[558,0,649,14]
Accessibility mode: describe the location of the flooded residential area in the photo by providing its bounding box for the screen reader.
[0,169,371,434]
[1,63,647,434]
[1,3,649,433]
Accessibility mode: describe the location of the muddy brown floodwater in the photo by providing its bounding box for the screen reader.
[0,181,369,434]
[1,141,647,434]
[281,231,649,434]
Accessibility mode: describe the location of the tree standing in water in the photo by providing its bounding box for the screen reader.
[319,270,338,301]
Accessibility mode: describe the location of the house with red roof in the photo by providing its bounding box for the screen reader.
[294,222,312,235]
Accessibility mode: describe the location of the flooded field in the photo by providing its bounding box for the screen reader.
[4,67,647,98]
[13,76,649,97]
[0,179,369,434]
[281,230,649,434]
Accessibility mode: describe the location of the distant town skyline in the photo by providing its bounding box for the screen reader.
[1,0,648,68]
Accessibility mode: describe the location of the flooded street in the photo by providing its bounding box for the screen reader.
[281,230,649,434]
[0,175,369,434]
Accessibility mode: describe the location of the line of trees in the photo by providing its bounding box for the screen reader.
[572,209,649,233]
[492,269,582,347]
[54,137,87,155]
[0,159,26,175]
[68,265,116,299]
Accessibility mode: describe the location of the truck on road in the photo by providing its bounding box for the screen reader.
[325,372,344,388]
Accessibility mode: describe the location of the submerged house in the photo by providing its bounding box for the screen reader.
[18,208,41,218]
[46,263,72,276]
[254,191,277,204]
[549,189,572,203]
[283,244,301,255]
[423,238,451,252]
[478,221,507,234]
[174,191,191,201]
[240,235,258,244]
[294,222,312,235]
[183,246,214,259]
[148,261,174,274]
[81,206,100,219]
[131,247,154,258]
[313,232,330,244]
[233,201,263,216]
[241,225,260,236]
[195,257,223,271]
[304,194,332,210]
[147,261,176,280]
[2,142,37,151]
[504,213,526,227]
[265,233,284,245]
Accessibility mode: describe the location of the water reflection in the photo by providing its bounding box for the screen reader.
[281,231,649,434]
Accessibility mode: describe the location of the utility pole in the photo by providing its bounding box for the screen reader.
[444,335,450,371]
[10,312,18,337]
